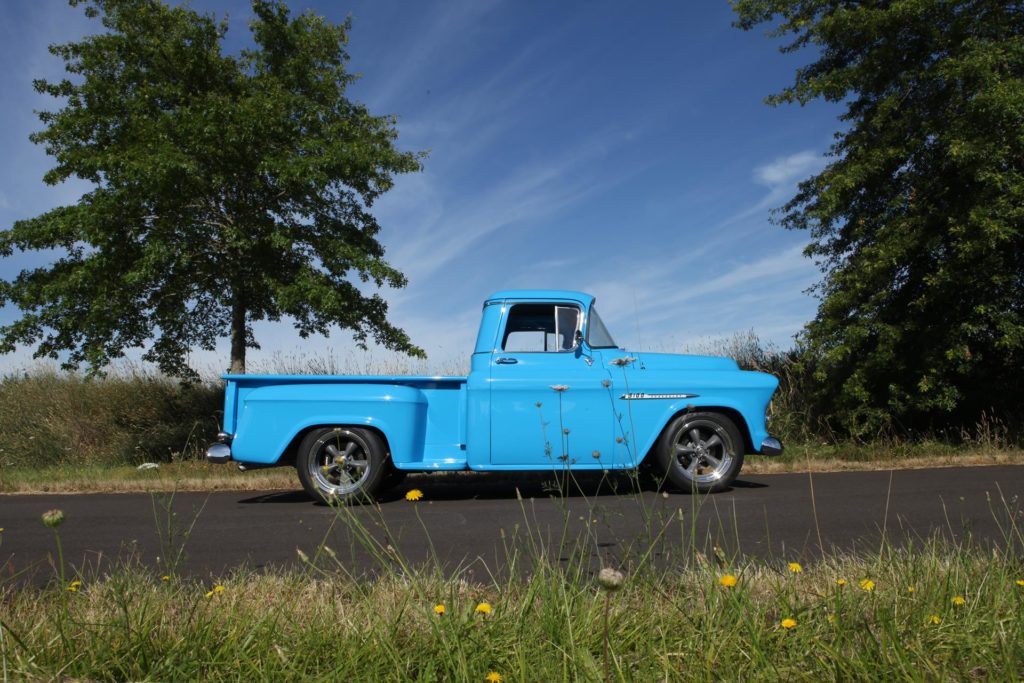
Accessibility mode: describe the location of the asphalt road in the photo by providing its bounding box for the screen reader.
[2,465,1022,585]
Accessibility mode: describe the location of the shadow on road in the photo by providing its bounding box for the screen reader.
[236,471,769,505]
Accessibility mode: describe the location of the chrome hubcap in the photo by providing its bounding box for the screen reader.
[311,431,370,495]
[673,422,733,484]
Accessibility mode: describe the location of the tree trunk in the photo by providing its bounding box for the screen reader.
[229,294,246,374]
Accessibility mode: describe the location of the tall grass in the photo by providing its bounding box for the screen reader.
[0,367,223,469]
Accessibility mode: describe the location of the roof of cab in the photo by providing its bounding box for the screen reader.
[485,289,595,307]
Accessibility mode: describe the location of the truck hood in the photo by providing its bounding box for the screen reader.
[617,351,740,372]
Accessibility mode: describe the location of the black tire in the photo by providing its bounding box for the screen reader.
[655,412,744,493]
[296,427,386,504]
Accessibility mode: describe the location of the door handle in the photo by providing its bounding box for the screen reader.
[495,357,518,365]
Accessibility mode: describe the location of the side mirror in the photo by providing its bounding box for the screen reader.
[575,329,584,347]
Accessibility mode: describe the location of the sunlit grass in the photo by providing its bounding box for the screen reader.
[2,539,1022,680]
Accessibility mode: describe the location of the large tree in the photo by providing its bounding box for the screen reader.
[733,0,1024,435]
[0,0,424,378]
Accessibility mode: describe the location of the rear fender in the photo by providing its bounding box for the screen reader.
[229,383,426,465]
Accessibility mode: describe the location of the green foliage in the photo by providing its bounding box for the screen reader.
[0,0,424,378]
[732,0,1024,436]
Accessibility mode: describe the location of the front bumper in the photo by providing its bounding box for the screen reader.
[206,432,233,464]
[760,436,784,456]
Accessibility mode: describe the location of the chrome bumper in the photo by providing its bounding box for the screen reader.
[760,436,784,456]
[206,432,233,464]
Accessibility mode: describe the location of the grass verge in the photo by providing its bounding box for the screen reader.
[2,539,1022,680]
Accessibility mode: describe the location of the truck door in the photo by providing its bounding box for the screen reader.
[489,302,614,467]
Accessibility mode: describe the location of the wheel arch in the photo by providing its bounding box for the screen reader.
[640,405,753,464]
[279,423,394,467]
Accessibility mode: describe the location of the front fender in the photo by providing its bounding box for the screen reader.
[624,390,773,463]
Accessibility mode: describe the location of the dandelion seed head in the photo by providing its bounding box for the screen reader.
[41,509,65,529]
[598,567,625,591]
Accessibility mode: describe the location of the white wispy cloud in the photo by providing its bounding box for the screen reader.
[753,149,824,188]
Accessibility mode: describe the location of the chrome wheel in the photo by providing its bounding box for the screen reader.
[310,430,371,495]
[296,427,386,504]
[672,421,734,485]
[657,412,743,493]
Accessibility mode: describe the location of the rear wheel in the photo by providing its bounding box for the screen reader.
[656,412,743,493]
[296,427,386,504]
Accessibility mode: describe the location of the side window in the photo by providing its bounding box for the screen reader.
[501,303,581,352]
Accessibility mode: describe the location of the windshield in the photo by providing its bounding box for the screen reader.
[586,306,617,348]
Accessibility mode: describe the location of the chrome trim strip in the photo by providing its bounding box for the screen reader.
[619,392,698,400]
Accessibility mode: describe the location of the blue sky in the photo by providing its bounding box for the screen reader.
[0,1,842,375]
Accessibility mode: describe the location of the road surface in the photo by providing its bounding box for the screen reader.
[2,465,1021,585]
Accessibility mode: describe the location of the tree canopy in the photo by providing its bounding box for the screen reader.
[0,0,424,378]
[733,0,1024,435]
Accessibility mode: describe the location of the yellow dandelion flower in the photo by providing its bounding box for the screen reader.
[1016,579,1024,588]
[859,578,875,592]
[213,585,225,594]
[952,595,965,606]
[433,604,446,616]
[906,586,915,594]
[161,575,170,583]
[929,614,941,625]
[827,614,836,624]
[406,489,424,501]
[475,602,493,615]
[719,574,738,588]
[836,578,847,586]
[0,528,5,533]
[780,618,797,629]
[66,580,82,592]
[485,672,503,682]
[787,562,802,574]
[205,590,214,599]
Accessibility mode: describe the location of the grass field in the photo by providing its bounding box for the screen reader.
[3,492,1023,681]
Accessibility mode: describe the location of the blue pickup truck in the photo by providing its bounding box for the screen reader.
[207,290,783,502]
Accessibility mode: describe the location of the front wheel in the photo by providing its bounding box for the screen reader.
[655,412,744,493]
[296,427,386,504]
